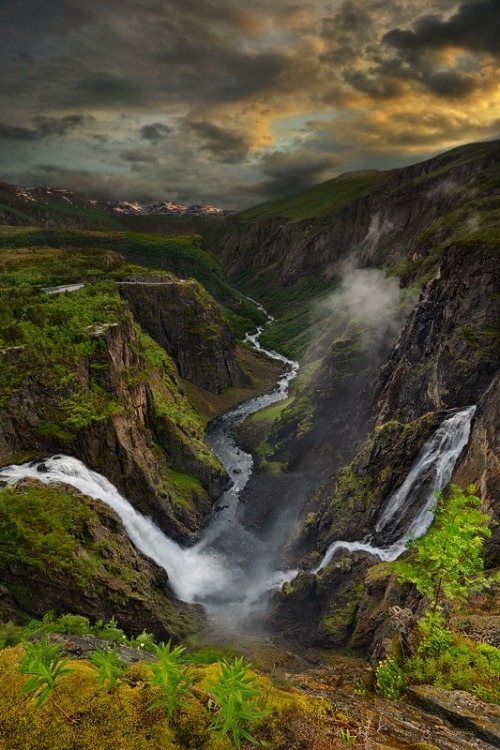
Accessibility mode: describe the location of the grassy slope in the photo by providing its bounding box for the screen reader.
[235,138,500,226]
[236,170,389,224]
[0,183,125,230]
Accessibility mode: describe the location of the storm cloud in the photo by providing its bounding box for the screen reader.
[0,0,498,208]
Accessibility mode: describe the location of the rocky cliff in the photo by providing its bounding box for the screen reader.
[117,277,250,393]
[0,478,204,640]
[220,139,500,293]
[0,302,228,544]
[268,234,500,653]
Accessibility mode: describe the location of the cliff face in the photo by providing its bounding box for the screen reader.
[117,277,250,393]
[0,479,204,640]
[270,238,500,652]
[374,242,500,422]
[0,314,227,544]
[220,142,500,292]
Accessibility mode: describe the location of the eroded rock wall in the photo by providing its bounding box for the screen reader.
[117,277,250,393]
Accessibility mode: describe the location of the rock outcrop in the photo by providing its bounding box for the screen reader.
[0,479,204,641]
[0,313,227,544]
[117,277,250,393]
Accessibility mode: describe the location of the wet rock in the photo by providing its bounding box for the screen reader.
[406,685,500,748]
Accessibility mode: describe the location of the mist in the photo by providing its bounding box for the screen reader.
[309,259,415,364]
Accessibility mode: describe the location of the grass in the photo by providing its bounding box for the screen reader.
[236,170,390,224]
[0,228,265,338]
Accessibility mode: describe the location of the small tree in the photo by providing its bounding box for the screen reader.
[393,484,496,649]
[146,641,194,723]
[208,657,268,748]
[89,644,125,689]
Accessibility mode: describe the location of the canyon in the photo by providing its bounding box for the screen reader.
[0,137,499,748]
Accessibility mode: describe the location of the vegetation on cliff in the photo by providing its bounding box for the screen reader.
[0,480,203,640]
[0,640,357,750]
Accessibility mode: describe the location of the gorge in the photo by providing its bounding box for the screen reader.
[0,137,499,749]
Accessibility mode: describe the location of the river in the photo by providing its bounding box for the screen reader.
[0,306,477,630]
[0,307,301,628]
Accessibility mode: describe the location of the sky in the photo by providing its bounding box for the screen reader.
[1,0,500,209]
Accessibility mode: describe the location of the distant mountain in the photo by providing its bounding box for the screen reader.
[102,198,235,218]
[0,181,234,229]
[0,182,124,229]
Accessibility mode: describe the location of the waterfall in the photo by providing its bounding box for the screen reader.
[0,303,300,624]
[0,455,225,603]
[314,405,476,571]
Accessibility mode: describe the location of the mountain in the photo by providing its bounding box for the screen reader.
[0,182,124,229]
[102,198,235,218]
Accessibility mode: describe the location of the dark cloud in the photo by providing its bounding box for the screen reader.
[257,149,339,198]
[0,1,499,209]
[0,114,91,141]
[0,123,38,141]
[120,149,160,172]
[422,70,477,98]
[187,121,250,163]
[384,0,500,57]
[77,74,145,105]
[343,70,403,99]
[140,123,172,142]
[34,114,91,137]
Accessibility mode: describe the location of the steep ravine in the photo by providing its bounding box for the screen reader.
[220,140,500,292]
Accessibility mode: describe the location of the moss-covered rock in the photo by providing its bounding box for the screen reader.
[0,479,204,640]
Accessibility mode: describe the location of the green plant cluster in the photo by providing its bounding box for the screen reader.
[0,612,156,652]
[14,636,272,749]
[375,658,405,700]
[406,631,500,703]
[384,485,500,704]
[18,635,74,708]
[207,657,268,748]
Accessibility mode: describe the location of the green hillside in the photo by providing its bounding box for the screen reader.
[0,227,264,335]
[236,169,390,224]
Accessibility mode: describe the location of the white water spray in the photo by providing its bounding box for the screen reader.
[314,405,476,571]
[0,302,300,621]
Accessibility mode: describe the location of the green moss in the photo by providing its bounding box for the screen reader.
[0,483,98,585]
[0,644,350,750]
[317,566,365,646]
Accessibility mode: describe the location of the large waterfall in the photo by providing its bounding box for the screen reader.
[0,311,300,625]
[315,405,476,571]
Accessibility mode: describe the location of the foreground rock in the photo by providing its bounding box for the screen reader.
[406,686,500,748]
[0,479,204,640]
